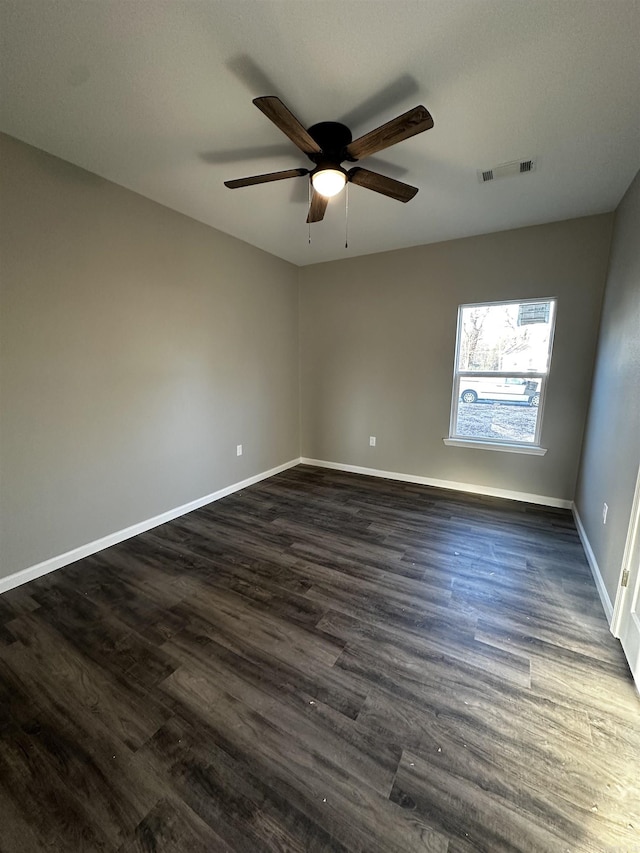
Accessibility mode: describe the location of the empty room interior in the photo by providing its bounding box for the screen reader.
[1,2,640,851]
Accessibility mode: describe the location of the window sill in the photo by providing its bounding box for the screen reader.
[443,438,547,456]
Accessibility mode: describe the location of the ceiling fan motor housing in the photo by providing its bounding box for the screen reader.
[307,122,354,164]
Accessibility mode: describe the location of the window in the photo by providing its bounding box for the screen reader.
[446,298,556,453]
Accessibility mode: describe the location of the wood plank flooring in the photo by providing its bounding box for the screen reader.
[0,465,638,852]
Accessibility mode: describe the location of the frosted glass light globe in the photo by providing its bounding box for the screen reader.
[311,168,347,198]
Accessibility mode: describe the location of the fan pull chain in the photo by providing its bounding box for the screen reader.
[345,182,349,249]
[308,179,312,245]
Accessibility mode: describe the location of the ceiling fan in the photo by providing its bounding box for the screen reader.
[224,96,434,222]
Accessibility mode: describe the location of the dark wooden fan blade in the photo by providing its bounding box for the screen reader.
[306,189,329,223]
[253,96,322,156]
[348,167,418,202]
[224,168,308,189]
[346,105,434,160]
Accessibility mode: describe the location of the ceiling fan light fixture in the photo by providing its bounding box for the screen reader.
[311,167,347,198]
[226,97,434,225]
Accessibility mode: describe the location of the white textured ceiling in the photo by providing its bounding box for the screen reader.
[1,1,639,266]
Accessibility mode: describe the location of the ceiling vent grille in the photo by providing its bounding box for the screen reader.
[478,158,536,183]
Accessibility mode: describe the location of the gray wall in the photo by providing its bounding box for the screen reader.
[575,170,640,604]
[299,215,613,502]
[0,133,300,578]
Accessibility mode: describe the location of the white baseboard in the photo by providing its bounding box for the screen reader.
[571,504,614,624]
[0,456,578,597]
[0,458,301,596]
[300,458,573,509]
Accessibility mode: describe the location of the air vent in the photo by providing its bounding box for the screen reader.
[478,158,536,183]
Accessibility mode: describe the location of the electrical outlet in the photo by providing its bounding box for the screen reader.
[236,444,243,457]
[602,502,608,524]
[369,436,376,447]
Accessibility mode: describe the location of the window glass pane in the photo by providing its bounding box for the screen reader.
[458,301,554,372]
[454,377,541,443]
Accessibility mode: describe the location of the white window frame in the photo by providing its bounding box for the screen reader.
[445,297,557,454]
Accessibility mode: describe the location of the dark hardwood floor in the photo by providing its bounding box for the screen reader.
[1,465,638,852]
